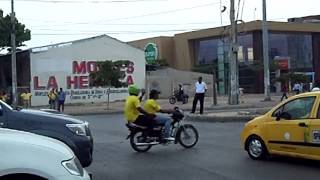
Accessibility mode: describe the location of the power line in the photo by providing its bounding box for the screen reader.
[29,21,226,28]
[0,0,167,3]
[97,2,225,23]
[31,28,204,35]
[18,1,226,28]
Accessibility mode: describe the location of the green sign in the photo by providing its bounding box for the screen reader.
[144,43,158,65]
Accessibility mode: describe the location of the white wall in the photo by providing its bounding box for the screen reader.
[30,36,145,106]
[147,67,214,98]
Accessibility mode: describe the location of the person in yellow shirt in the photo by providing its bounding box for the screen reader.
[48,88,57,109]
[20,90,32,108]
[124,85,155,135]
[144,89,175,141]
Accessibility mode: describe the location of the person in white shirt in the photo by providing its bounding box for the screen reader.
[292,82,301,95]
[191,76,207,114]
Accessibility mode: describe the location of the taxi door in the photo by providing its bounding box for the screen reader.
[307,98,320,158]
[265,96,317,156]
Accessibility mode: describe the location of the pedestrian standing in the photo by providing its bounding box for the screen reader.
[48,88,57,109]
[54,88,59,110]
[292,82,301,95]
[20,90,32,108]
[280,83,288,101]
[191,76,207,114]
[57,88,66,112]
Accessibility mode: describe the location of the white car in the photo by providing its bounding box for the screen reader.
[0,128,91,180]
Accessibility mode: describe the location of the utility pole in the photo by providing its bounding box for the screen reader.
[228,0,239,105]
[11,0,18,106]
[262,0,271,101]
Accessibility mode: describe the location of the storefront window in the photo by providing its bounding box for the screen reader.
[269,33,313,71]
[194,38,220,65]
[194,34,253,65]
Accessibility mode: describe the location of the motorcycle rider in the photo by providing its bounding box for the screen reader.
[178,84,184,101]
[124,85,155,139]
[144,89,175,141]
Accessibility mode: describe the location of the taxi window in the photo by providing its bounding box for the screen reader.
[272,96,315,120]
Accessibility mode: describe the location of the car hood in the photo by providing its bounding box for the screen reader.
[0,128,74,157]
[18,109,84,124]
[246,115,265,125]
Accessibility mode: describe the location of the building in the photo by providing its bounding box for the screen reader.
[0,35,145,106]
[129,19,320,94]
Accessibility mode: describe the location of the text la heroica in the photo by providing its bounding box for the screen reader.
[33,60,135,90]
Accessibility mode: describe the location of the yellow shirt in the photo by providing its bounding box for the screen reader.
[21,93,32,101]
[124,95,141,122]
[144,99,161,114]
[48,91,57,100]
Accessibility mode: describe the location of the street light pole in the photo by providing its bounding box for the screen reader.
[11,0,18,106]
[262,0,271,101]
[229,0,239,105]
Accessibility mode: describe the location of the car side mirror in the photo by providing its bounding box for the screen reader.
[276,112,291,120]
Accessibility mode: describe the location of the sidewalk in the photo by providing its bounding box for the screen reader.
[54,94,284,122]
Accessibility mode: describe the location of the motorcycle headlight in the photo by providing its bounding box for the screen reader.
[62,157,84,176]
[66,123,86,136]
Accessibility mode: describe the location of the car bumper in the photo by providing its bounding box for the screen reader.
[73,135,94,168]
[55,169,92,180]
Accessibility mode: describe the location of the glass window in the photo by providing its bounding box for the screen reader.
[194,38,220,65]
[272,97,315,120]
[238,46,244,62]
[269,33,313,71]
[247,48,254,62]
[194,34,253,65]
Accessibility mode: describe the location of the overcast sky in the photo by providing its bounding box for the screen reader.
[0,0,319,48]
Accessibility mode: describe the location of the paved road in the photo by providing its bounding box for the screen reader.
[79,114,320,180]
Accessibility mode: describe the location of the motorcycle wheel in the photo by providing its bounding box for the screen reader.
[130,131,152,152]
[169,96,176,104]
[176,124,199,148]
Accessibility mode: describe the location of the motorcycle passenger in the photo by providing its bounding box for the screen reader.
[124,85,155,137]
[144,89,175,141]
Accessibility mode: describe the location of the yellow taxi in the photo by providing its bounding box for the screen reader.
[241,91,320,160]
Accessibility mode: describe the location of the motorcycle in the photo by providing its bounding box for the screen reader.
[169,90,189,104]
[126,107,198,152]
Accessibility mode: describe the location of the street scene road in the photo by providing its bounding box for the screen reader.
[80,114,320,180]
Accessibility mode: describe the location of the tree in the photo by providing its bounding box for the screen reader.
[89,60,129,88]
[0,10,31,48]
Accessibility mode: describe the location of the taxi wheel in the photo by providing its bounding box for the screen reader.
[246,136,268,160]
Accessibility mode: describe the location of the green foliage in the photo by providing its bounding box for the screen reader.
[0,13,31,47]
[89,60,128,88]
